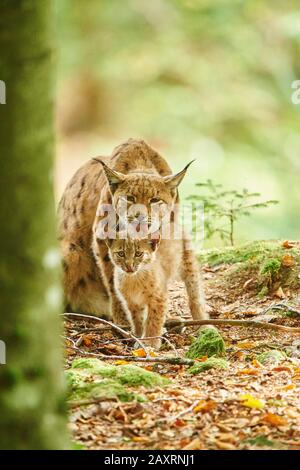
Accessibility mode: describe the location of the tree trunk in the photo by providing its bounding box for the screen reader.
[0,0,68,449]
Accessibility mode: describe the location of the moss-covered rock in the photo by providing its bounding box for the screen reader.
[188,357,228,375]
[66,358,169,405]
[198,241,300,298]
[256,350,286,365]
[186,328,226,359]
[71,358,169,387]
[67,370,145,403]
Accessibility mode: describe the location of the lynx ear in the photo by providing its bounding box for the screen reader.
[163,160,195,189]
[93,158,125,193]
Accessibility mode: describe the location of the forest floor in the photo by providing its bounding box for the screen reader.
[65,241,300,450]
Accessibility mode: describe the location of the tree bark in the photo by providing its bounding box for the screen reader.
[0,0,68,449]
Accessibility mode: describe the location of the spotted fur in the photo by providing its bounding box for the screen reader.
[58,138,207,338]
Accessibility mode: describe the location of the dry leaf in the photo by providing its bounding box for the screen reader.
[182,437,203,450]
[194,400,216,413]
[243,279,253,290]
[82,334,93,347]
[133,348,147,358]
[174,418,186,427]
[239,394,264,409]
[277,384,295,392]
[217,432,237,443]
[274,287,286,299]
[261,413,287,427]
[214,439,236,450]
[132,436,151,443]
[282,240,300,249]
[272,366,292,373]
[252,359,263,369]
[237,368,259,376]
[282,254,294,267]
[115,360,129,365]
[241,310,259,316]
[237,341,257,349]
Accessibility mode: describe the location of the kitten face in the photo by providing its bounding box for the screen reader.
[107,237,160,274]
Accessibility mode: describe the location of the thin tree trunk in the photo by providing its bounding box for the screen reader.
[0,0,68,449]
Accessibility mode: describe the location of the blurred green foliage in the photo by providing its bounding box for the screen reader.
[188,180,278,245]
[55,0,300,245]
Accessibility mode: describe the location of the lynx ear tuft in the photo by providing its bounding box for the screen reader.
[163,160,195,189]
[93,158,125,193]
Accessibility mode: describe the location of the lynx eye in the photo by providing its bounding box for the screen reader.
[135,251,143,258]
[150,197,161,204]
[117,251,125,258]
[126,195,135,203]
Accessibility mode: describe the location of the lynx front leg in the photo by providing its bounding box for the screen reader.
[126,301,146,337]
[93,239,130,326]
[144,293,168,350]
[181,240,207,320]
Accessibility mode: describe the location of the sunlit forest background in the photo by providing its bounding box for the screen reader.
[54,0,300,246]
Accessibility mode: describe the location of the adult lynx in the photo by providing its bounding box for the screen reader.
[58,139,207,331]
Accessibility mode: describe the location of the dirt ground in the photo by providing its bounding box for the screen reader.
[65,257,300,450]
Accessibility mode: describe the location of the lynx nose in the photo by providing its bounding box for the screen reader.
[125,264,134,273]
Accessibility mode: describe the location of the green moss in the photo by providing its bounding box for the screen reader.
[186,328,225,359]
[188,357,228,374]
[116,365,169,387]
[71,358,169,387]
[68,376,144,403]
[256,350,286,365]
[260,258,281,276]
[199,241,300,296]
[66,358,169,405]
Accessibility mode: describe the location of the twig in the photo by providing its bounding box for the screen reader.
[65,343,194,365]
[161,400,199,423]
[263,302,300,317]
[64,311,300,335]
[165,318,300,334]
[63,312,148,353]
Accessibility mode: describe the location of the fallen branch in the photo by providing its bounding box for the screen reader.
[165,318,300,334]
[63,312,148,353]
[65,342,194,365]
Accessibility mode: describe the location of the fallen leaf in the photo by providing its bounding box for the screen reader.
[217,432,237,443]
[277,384,295,392]
[214,439,236,450]
[261,413,287,427]
[133,348,147,358]
[182,437,203,450]
[237,368,259,376]
[194,400,216,413]
[115,360,129,365]
[239,394,264,409]
[174,418,186,427]
[241,311,259,316]
[282,254,294,267]
[282,240,300,249]
[243,279,253,290]
[272,366,292,373]
[132,436,151,443]
[237,341,257,349]
[252,359,263,369]
[274,287,286,299]
[82,335,93,347]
